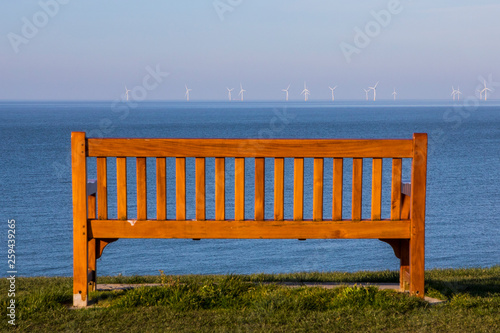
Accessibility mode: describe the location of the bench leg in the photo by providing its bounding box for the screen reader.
[409,237,425,298]
[87,194,97,293]
[380,238,410,292]
[88,239,97,292]
[400,240,410,291]
[72,132,88,308]
[399,193,411,292]
[73,224,88,307]
[409,132,427,298]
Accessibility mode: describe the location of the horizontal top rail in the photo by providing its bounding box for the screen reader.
[87,138,414,158]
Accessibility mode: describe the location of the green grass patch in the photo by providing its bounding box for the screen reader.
[0,266,498,332]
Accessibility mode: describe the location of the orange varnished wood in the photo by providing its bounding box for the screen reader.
[156,158,167,220]
[95,238,118,259]
[352,158,363,221]
[313,158,324,221]
[88,138,413,158]
[71,132,88,306]
[293,158,304,220]
[234,158,245,221]
[176,158,186,221]
[88,193,96,220]
[196,158,206,221]
[400,239,410,291]
[116,157,127,220]
[255,158,265,220]
[215,158,225,221]
[90,219,411,239]
[87,193,96,292]
[371,158,382,220]
[87,238,96,292]
[401,193,411,220]
[74,132,429,306]
[391,158,402,220]
[409,133,427,298]
[274,158,284,221]
[332,158,343,220]
[96,157,107,220]
[136,157,147,220]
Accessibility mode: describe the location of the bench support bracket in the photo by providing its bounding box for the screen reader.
[88,238,118,292]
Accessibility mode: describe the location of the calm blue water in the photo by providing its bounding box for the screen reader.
[1,100,499,277]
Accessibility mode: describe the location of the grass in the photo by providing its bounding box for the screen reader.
[0,266,498,332]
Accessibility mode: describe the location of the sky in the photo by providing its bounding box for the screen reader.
[1,0,499,101]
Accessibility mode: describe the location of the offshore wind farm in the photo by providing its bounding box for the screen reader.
[127,81,494,102]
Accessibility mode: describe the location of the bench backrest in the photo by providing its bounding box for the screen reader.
[72,132,427,235]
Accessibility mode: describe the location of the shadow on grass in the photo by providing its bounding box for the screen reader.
[426,276,500,299]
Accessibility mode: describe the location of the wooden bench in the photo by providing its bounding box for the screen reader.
[71,132,428,307]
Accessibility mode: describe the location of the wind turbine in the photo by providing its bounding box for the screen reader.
[185,85,192,101]
[451,86,457,101]
[392,88,397,101]
[363,88,369,101]
[368,81,379,101]
[329,86,338,101]
[455,86,462,101]
[480,80,492,101]
[282,84,290,101]
[125,86,131,101]
[301,82,310,101]
[238,83,246,101]
[227,87,234,101]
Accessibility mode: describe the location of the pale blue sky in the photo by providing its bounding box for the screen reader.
[1,1,499,100]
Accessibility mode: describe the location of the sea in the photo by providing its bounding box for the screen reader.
[1,100,499,278]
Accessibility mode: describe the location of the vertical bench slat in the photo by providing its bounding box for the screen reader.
[97,157,108,220]
[196,158,206,221]
[332,158,343,220]
[274,158,284,221]
[117,157,127,220]
[137,158,147,220]
[176,157,186,220]
[313,158,324,221]
[293,158,304,220]
[215,157,225,221]
[255,157,265,220]
[391,158,402,220]
[235,158,245,221]
[156,158,167,220]
[352,158,363,221]
[371,158,383,220]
